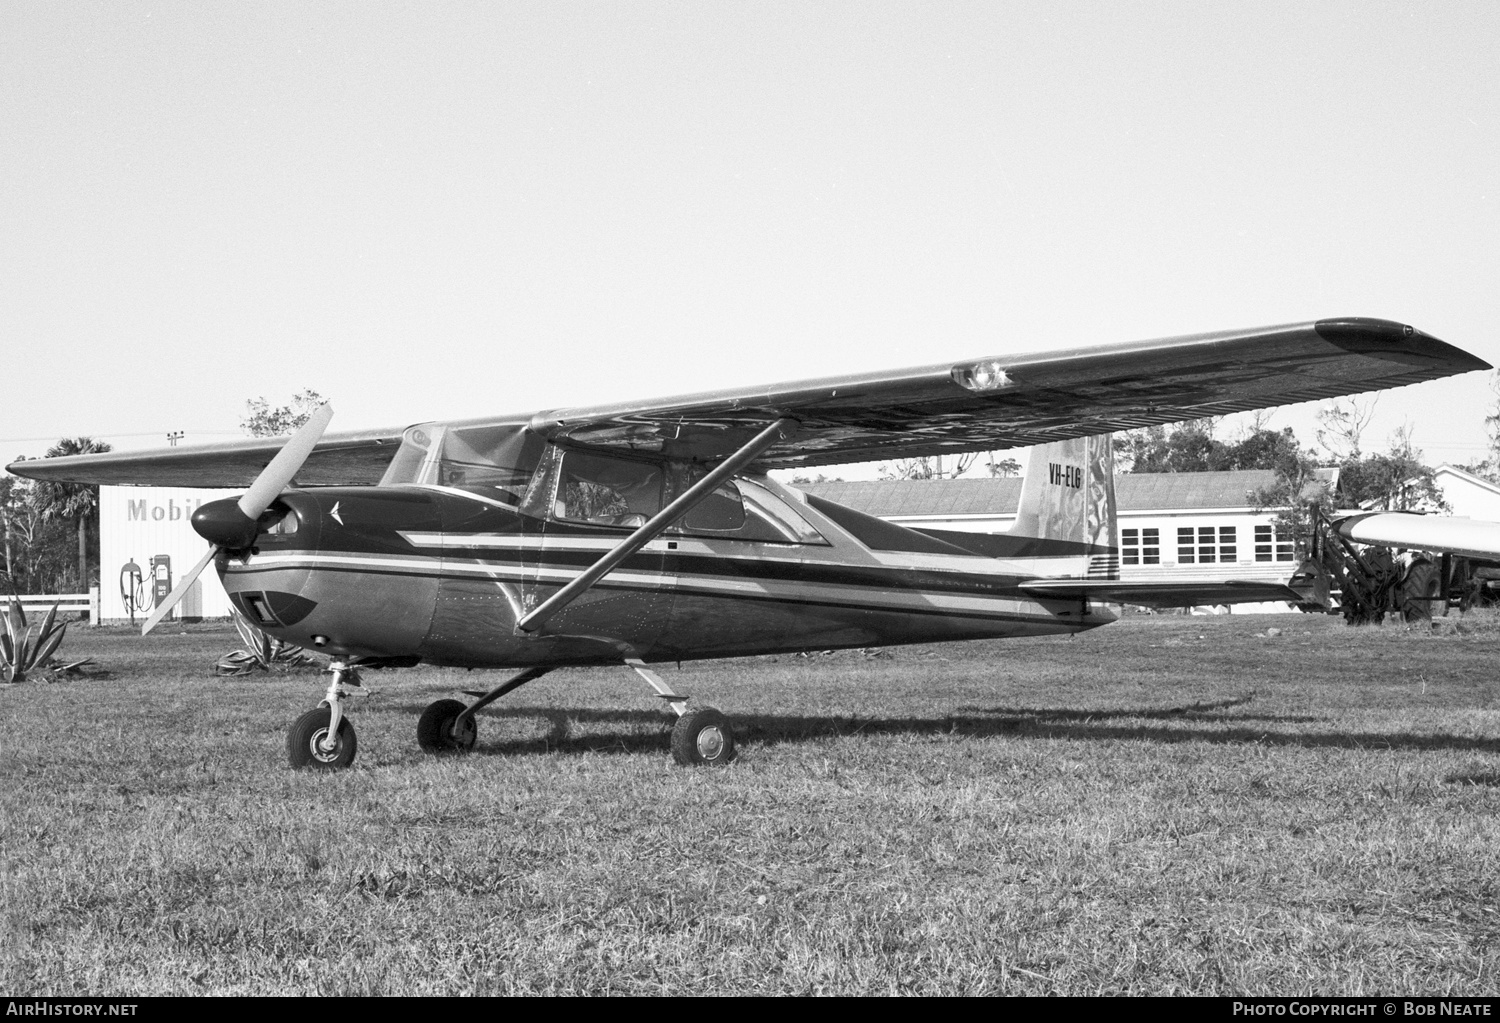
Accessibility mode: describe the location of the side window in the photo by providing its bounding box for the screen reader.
[552,451,664,528]
[1176,524,1238,564]
[668,473,826,544]
[682,484,747,532]
[1121,527,1158,565]
[1254,524,1296,562]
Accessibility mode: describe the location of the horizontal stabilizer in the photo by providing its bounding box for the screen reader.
[1020,577,1316,609]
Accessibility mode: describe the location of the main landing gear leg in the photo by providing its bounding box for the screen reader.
[627,658,737,767]
[417,666,553,754]
[287,660,365,770]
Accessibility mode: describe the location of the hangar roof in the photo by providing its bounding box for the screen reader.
[797,468,1337,517]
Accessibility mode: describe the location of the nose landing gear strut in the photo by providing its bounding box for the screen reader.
[287,660,367,769]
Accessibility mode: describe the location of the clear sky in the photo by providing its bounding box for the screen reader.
[3,1,1497,475]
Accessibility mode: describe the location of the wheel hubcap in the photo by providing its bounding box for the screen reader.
[695,725,725,761]
[446,715,476,749]
[310,727,341,762]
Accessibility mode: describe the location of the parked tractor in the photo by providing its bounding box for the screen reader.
[1305,508,1498,624]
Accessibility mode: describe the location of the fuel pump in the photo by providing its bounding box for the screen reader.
[149,554,173,620]
[120,559,145,626]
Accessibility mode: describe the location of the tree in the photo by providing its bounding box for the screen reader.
[0,471,22,592]
[1220,427,1306,476]
[1252,422,1448,557]
[2,492,74,595]
[1315,396,1379,462]
[1116,421,1226,473]
[985,454,1022,477]
[241,389,326,437]
[32,437,112,593]
[1114,425,1169,473]
[1116,421,1310,476]
[1336,454,1447,512]
[1251,445,1331,555]
[877,452,981,481]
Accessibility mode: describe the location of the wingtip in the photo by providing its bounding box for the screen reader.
[1314,317,1492,372]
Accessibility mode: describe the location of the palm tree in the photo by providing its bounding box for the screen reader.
[32,437,111,593]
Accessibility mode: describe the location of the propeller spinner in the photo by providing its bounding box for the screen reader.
[140,403,334,635]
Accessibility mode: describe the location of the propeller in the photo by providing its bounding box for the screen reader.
[140,404,334,636]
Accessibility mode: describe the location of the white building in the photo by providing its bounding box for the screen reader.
[1428,465,1500,521]
[98,486,238,623]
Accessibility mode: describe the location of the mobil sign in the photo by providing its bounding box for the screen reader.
[98,486,238,623]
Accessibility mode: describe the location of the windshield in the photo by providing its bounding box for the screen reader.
[379,421,544,505]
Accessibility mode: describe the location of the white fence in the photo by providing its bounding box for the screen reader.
[6,588,102,625]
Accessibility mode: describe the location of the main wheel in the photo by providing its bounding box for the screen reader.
[417,698,477,753]
[287,707,357,770]
[1399,559,1440,622]
[671,707,736,767]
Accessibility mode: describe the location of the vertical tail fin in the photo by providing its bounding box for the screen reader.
[1011,435,1118,579]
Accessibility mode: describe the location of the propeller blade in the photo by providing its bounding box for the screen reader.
[140,545,219,636]
[236,403,335,521]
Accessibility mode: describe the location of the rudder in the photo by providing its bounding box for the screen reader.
[1011,435,1118,578]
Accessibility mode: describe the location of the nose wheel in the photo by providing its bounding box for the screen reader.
[287,660,365,770]
[287,706,357,769]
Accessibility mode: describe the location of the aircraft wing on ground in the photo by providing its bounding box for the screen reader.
[1332,511,1500,561]
[8,317,1487,485]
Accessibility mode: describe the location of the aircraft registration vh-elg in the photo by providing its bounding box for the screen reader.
[10,318,1489,770]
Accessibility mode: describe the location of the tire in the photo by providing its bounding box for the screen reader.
[671,707,736,767]
[1399,559,1440,623]
[417,698,477,753]
[287,707,357,770]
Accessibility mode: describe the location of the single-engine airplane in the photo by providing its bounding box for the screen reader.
[10,318,1488,769]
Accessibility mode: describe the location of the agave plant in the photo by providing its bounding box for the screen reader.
[0,599,72,683]
[215,610,319,676]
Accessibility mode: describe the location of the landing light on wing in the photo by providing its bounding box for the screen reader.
[952,358,1012,392]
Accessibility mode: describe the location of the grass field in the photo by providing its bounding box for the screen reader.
[3,611,1500,995]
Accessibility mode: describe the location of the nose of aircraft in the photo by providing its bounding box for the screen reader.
[191,498,262,549]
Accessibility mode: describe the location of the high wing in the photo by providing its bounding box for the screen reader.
[8,317,1486,486]
[1332,511,1500,561]
[531,316,1486,468]
[6,427,406,488]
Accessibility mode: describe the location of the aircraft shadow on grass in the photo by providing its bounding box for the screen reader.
[388,700,1500,761]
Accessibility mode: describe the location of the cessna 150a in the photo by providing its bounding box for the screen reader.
[10,318,1488,770]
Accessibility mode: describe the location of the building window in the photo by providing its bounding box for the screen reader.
[1177,525,1237,564]
[1121,527,1160,565]
[1254,523,1295,562]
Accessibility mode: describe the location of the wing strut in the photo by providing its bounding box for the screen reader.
[516,417,796,635]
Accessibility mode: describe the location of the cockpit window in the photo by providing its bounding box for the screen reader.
[552,451,664,528]
[379,422,543,505]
